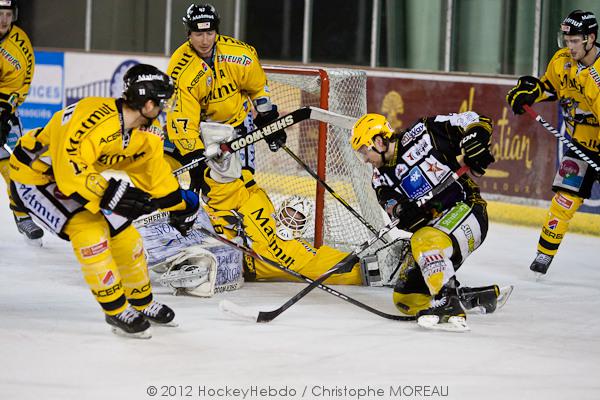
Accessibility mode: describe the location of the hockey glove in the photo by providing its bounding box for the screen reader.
[100,178,157,219]
[392,199,431,232]
[506,76,544,115]
[254,105,286,152]
[460,126,495,175]
[180,150,207,194]
[169,189,200,236]
[0,100,15,147]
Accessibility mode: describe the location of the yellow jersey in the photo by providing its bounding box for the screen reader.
[9,97,184,213]
[539,48,600,151]
[0,25,34,111]
[166,35,271,157]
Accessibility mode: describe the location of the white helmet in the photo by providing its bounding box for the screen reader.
[275,195,313,241]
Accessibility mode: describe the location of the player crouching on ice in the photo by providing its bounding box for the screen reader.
[350,113,512,332]
[8,64,200,339]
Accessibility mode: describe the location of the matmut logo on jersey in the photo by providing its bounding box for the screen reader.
[400,166,433,200]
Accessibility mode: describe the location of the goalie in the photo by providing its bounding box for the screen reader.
[173,121,380,286]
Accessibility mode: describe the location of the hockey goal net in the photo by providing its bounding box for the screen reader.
[255,66,404,283]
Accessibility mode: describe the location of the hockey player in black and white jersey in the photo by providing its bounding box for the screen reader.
[351,113,512,331]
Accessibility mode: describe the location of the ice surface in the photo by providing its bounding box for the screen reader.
[1,191,599,400]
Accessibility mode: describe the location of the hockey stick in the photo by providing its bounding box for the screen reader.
[194,226,414,322]
[523,105,600,172]
[252,165,470,323]
[281,144,391,244]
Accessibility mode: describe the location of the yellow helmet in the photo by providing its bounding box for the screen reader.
[350,113,394,151]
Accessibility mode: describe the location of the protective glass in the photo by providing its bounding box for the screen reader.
[158,93,178,112]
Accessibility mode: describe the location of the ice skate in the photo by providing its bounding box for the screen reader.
[530,252,553,278]
[417,286,469,332]
[459,285,514,314]
[14,215,44,247]
[105,307,151,339]
[140,301,177,327]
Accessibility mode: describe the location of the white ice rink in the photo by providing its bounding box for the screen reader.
[1,191,599,400]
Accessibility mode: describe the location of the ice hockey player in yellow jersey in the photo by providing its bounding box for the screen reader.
[166,3,286,194]
[507,10,600,276]
[0,0,44,244]
[9,64,200,339]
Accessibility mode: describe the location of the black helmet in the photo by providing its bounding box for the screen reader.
[0,0,18,21]
[122,64,175,111]
[561,10,598,36]
[182,3,220,32]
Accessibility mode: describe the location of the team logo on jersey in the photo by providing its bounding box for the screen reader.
[400,122,426,146]
[421,155,450,183]
[401,135,432,166]
[400,166,433,200]
[548,219,559,230]
[81,240,109,259]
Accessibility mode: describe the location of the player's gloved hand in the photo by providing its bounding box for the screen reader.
[506,76,543,115]
[0,100,15,147]
[391,199,431,232]
[100,178,157,219]
[460,126,495,175]
[181,150,207,194]
[169,189,200,236]
[255,105,286,152]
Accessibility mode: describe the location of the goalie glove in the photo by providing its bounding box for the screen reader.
[100,178,157,219]
[168,189,200,236]
[460,126,495,175]
[254,104,286,152]
[506,76,545,115]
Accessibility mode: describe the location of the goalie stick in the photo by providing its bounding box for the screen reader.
[523,105,600,172]
[194,226,415,322]
[248,165,470,323]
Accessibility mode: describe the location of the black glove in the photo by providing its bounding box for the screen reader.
[100,178,157,219]
[254,104,286,152]
[506,76,543,115]
[460,126,495,175]
[0,101,14,147]
[392,199,431,232]
[180,149,207,194]
[169,189,200,236]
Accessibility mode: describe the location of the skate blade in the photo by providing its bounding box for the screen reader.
[417,315,470,332]
[110,326,152,339]
[496,285,514,310]
[219,300,259,322]
[24,237,43,247]
[149,319,179,327]
[532,271,547,281]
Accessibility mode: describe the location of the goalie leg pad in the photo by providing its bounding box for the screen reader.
[157,245,218,297]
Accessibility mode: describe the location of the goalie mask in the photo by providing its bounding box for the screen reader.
[276,196,312,241]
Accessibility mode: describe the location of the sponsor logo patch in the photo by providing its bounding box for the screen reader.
[400,166,432,200]
[555,193,574,209]
[548,219,559,230]
[81,240,109,258]
[102,270,115,286]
